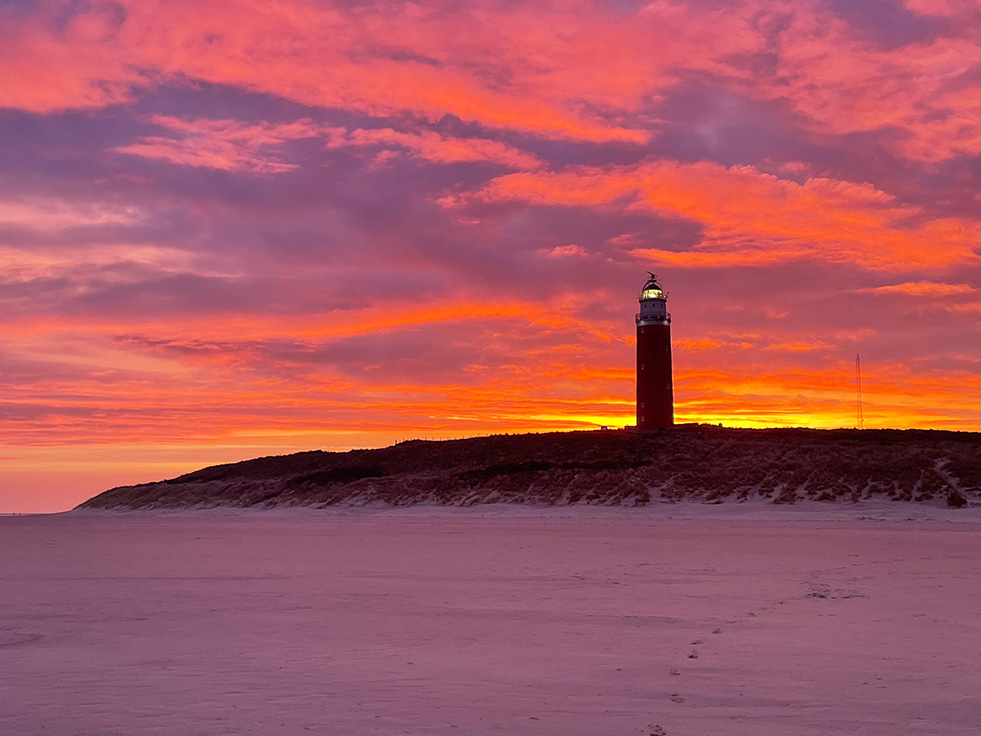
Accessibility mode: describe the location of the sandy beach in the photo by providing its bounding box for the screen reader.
[2,504,978,735]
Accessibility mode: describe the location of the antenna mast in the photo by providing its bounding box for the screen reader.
[855,353,864,430]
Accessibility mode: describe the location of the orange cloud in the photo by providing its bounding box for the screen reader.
[463,161,979,270]
[0,0,652,142]
[675,338,725,351]
[3,0,975,162]
[855,281,979,297]
[4,327,975,454]
[763,341,835,353]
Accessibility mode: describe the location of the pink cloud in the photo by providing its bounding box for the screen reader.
[326,127,542,170]
[114,115,321,172]
[114,116,544,173]
[758,8,980,161]
[545,244,589,258]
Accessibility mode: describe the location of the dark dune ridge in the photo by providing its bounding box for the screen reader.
[78,426,980,509]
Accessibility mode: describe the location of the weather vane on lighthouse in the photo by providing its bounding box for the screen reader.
[636,272,674,428]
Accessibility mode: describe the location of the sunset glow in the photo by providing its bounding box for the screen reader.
[1,0,978,511]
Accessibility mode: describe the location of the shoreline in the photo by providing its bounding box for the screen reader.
[47,498,981,525]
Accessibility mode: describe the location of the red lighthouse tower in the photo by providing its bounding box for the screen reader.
[636,272,673,428]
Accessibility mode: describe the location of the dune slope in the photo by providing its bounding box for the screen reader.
[77,427,980,509]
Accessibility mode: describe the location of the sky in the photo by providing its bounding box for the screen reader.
[1,0,979,512]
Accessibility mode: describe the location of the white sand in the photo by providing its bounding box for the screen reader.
[1,504,978,735]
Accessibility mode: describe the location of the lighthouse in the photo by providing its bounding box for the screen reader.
[636,272,673,428]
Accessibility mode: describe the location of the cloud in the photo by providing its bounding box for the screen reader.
[458,160,978,270]
[675,338,749,352]
[750,3,980,162]
[854,281,978,297]
[111,113,544,181]
[0,198,143,231]
[1,0,654,142]
[0,0,144,113]
[326,127,542,170]
[1,0,976,165]
[544,244,589,258]
[114,115,321,172]
[763,340,835,353]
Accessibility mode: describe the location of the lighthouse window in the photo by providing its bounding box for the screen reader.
[640,402,645,408]
[640,364,645,370]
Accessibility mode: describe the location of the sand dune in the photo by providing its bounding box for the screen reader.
[78,427,980,510]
